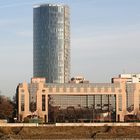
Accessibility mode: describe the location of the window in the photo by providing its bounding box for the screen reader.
[139,94,140,111]
[21,94,25,111]
[42,95,46,111]
[49,87,53,92]
[42,89,46,93]
[83,88,87,93]
[111,86,115,92]
[70,87,73,92]
[56,87,59,92]
[126,84,134,112]
[63,87,67,92]
[118,94,122,111]
[48,94,116,123]
[97,87,101,92]
[104,87,108,92]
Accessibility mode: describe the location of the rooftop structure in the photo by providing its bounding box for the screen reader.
[112,74,140,83]
[70,76,89,83]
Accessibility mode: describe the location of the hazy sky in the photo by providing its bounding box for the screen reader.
[0,0,140,97]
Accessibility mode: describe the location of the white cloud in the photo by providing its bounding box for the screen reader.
[0,19,18,27]
[71,28,140,82]
[16,30,32,37]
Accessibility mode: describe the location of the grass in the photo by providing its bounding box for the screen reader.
[0,126,140,139]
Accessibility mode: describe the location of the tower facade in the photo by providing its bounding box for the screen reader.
[33,4,70,83]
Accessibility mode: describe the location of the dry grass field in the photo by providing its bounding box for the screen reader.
[0,126,140,139]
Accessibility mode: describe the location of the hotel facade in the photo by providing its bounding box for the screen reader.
[17,74,140,123]
[33,4,70,83]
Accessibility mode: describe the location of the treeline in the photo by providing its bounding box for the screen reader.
[0,95,16,122]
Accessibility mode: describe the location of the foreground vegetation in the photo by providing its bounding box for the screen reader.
[0,126,140,139]
[0,95,15,121]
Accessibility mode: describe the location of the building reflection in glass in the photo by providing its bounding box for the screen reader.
[48,94,116,123]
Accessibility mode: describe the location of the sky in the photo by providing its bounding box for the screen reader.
[0,0,140,97]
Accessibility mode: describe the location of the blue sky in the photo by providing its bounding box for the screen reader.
[0,0,140,97]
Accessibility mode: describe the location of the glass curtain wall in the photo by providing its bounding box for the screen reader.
[33,4,70,83]
[48,94,116,123]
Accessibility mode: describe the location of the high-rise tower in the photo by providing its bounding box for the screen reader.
[33,4,70,83]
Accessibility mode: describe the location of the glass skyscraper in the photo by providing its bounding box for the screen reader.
[33,4,70,83]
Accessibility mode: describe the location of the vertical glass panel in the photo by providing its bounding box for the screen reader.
[126,84,135,112]
[21,94,25,111]
[48,94,116,123]
[42,95,46,111]
[139,94,140,111]
[118,94,122,111]
[28,84,37,112]
[33,5,70,83]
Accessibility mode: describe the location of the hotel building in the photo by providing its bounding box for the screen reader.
[17,74,140,123]
[33,4,70,83]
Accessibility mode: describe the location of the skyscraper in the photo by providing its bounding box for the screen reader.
[33,4,70,83]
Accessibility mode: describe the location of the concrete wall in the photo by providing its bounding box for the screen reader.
[56,122,140,127]
[1,122,140,127]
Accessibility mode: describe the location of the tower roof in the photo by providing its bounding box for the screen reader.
[33,3,68,8]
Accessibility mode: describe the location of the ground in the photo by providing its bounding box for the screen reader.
[0,126,140,139]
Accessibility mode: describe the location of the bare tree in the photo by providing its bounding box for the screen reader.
[0,95,14,119]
